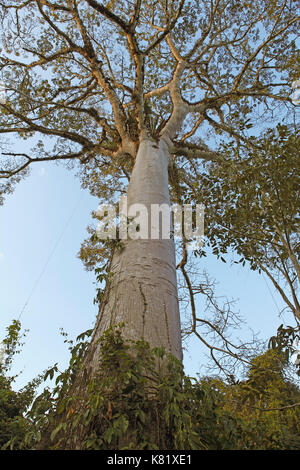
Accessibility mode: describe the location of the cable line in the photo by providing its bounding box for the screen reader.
[18,192,85,321]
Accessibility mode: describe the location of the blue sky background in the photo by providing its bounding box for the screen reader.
[0,150,291,389]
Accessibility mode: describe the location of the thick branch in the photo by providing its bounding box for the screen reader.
[0,103,93,147]
[170,142,221,162]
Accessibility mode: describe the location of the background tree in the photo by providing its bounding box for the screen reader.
[173,124,299,377]
[0,0,299,448]
[204,349,300,450]
[2,320,300,450]
[0,320,42,449]
[191,125,299,323]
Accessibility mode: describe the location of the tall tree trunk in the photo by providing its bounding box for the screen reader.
[38,137,183,449]
[91,136,182,366]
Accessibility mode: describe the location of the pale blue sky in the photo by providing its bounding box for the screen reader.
[0,153,290,389]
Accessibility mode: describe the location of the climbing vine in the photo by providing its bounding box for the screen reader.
[1,321,300,450]
[24,325,205,450]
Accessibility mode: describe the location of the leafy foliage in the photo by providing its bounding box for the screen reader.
[0,320,42,449]
[1,321,300,450]
[212,349,300,450]
[0,0,298,203]
[27,325,206,450]
[193,125,300,321]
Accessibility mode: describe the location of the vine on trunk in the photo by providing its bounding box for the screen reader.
[24,325,205,450]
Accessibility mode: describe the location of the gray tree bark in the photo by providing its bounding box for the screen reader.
[37,134,184,451]
[90,136,183,367]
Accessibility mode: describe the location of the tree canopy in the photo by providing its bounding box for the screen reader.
[0,0,298,203]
